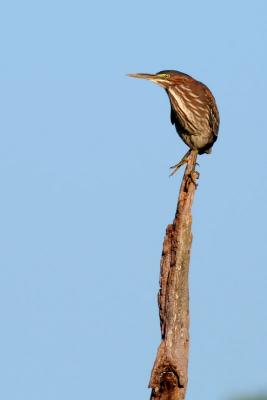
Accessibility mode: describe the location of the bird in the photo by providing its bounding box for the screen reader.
[128,70,219,175]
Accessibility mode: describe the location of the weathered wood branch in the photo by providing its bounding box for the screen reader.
[149,151,198,400]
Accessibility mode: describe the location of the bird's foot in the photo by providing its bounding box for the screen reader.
[169,150,191,177]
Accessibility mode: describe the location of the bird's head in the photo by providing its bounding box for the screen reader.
[128,70,190,88]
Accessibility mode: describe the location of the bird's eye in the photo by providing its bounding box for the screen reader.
[158,73,170,79]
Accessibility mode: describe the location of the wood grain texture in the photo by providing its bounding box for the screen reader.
[149,151,198,400]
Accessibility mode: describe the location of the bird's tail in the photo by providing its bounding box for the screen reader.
[205,148,212,154]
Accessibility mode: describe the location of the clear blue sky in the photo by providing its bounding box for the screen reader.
[0,1,266,399]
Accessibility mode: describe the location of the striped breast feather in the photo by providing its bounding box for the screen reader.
[167,87,208,133]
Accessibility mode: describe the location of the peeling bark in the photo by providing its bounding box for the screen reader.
[149,151,198,400]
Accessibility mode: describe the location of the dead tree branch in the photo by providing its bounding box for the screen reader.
[149,151,198,400]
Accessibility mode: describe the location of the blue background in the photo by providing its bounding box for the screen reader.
[0,1,266,399]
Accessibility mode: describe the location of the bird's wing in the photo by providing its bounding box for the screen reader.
[209,102,220,137]
[204,86,220,137]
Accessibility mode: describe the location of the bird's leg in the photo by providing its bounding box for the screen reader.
[169,149,192,177]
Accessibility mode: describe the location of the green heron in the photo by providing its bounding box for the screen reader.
[128,70,219,175]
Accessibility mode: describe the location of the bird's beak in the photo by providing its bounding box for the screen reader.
[128,73,160,83]
[127,73,166,88]
[128,73,155,80]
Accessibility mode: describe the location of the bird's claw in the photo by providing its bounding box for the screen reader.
[169,160,188,177]
[169,150,192,177]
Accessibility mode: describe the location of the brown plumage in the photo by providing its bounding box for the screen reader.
[128,70,220,173]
